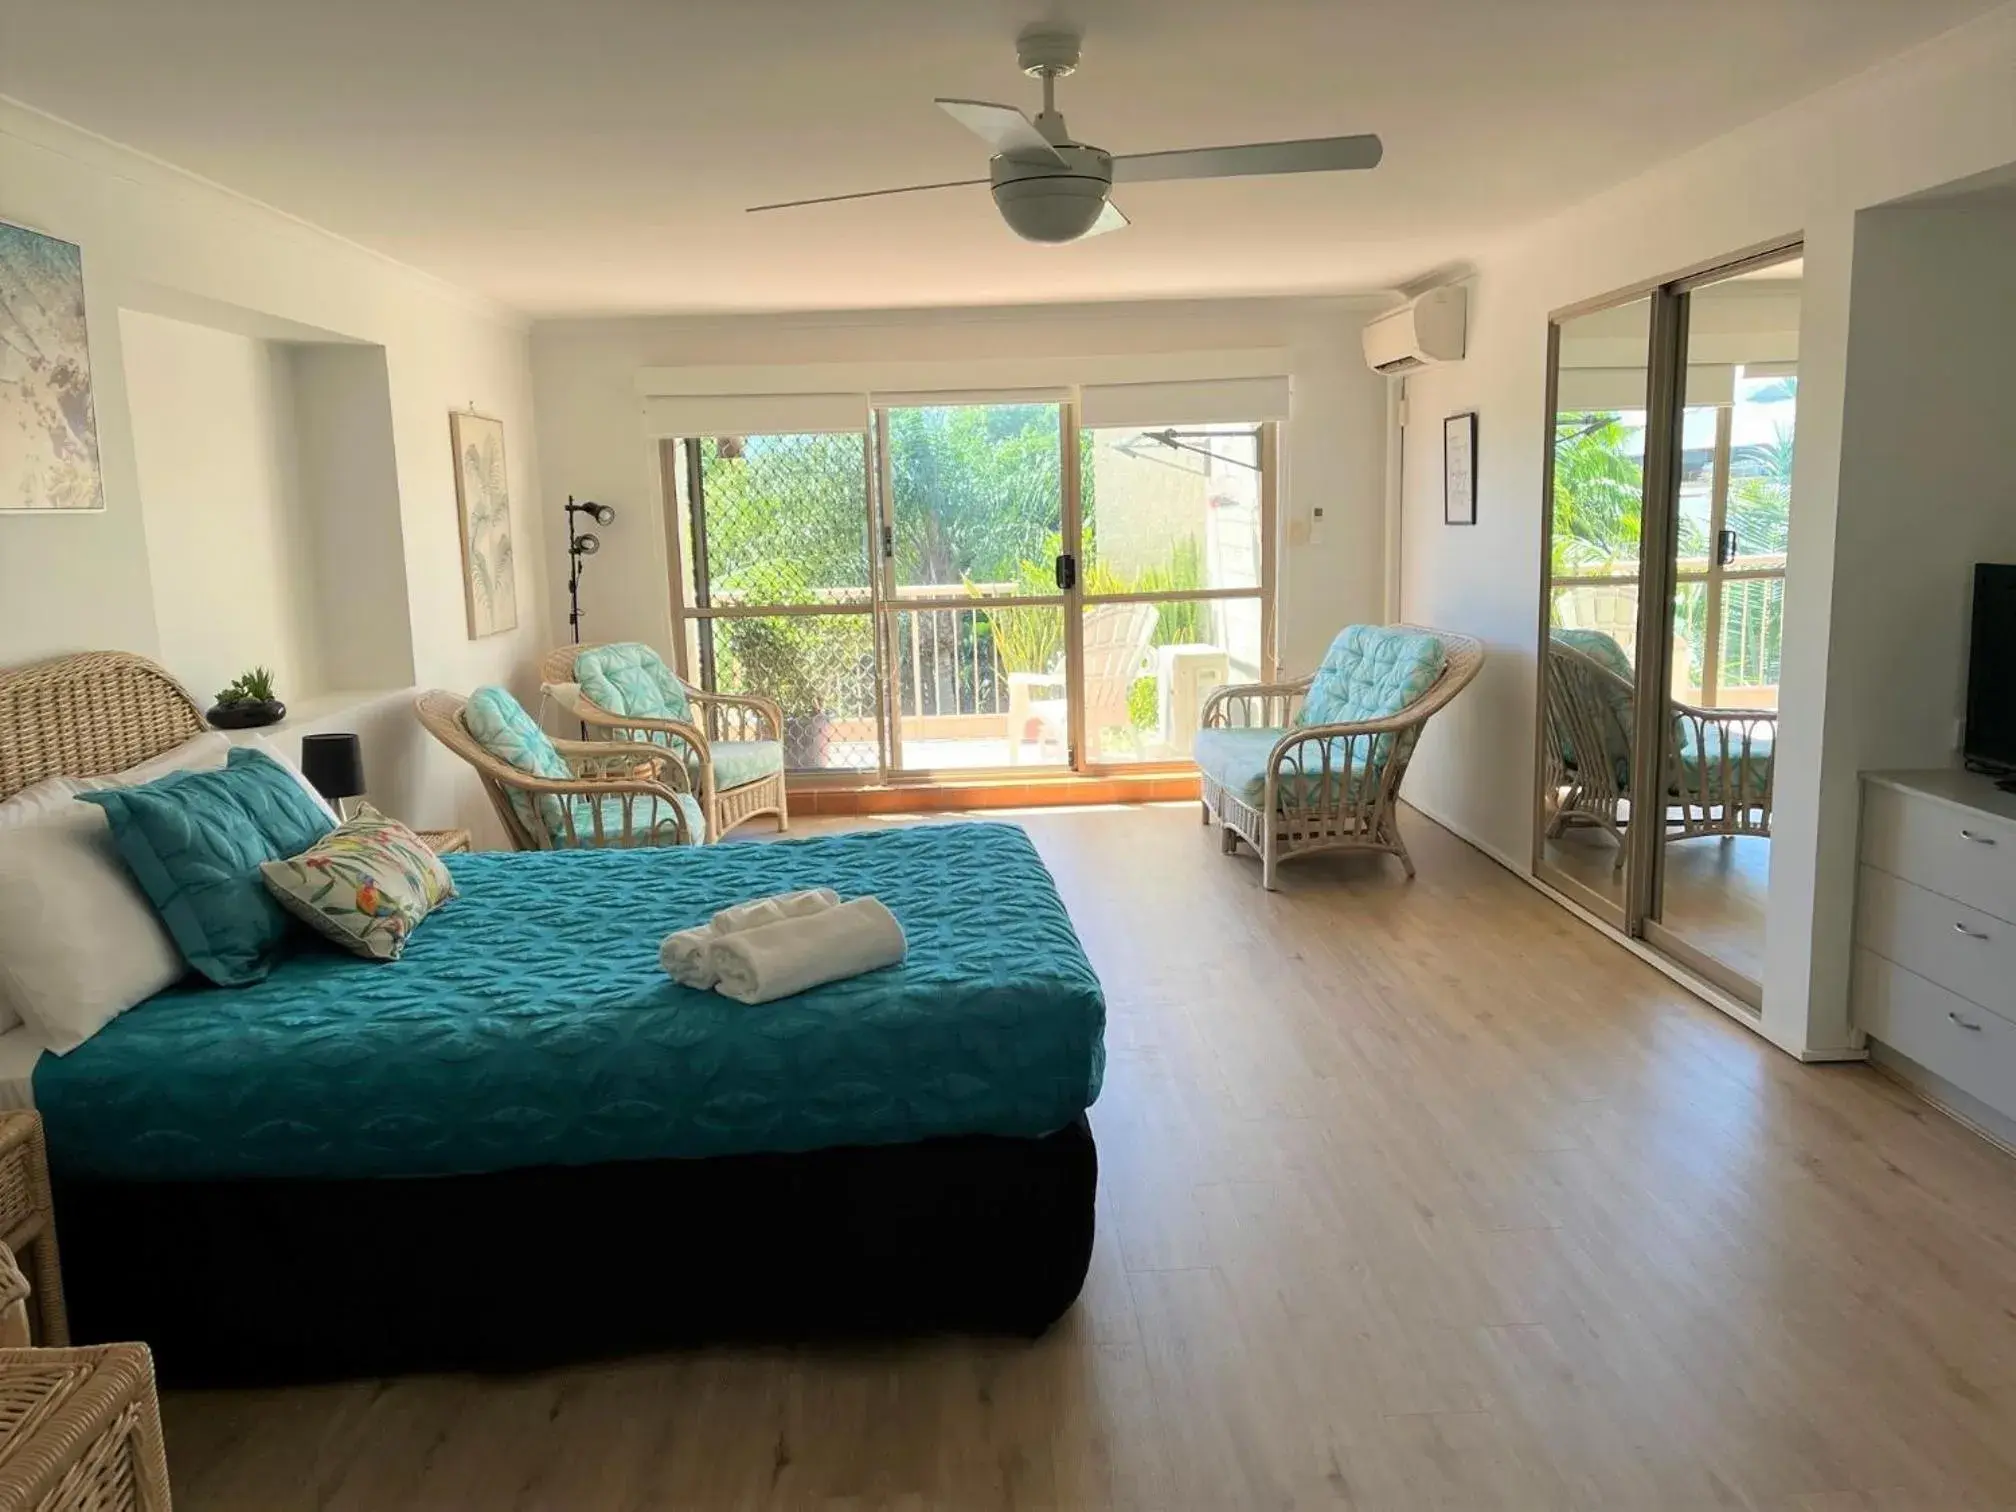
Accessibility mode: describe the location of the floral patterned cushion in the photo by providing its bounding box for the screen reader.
[260,805,457,961]
[574,643,693,725]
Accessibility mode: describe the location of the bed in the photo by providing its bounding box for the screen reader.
[0,653,1104,1385]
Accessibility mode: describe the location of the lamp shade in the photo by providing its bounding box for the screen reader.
[299,733,365,803]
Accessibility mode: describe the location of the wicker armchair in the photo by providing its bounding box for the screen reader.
[1196,625,1484,889]
[415,690,703,851]
[1544,636,1775,871]
[538,645,787,842]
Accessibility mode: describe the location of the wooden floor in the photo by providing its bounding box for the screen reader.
[162,805,2016,1511]
[1543,826,1771,988]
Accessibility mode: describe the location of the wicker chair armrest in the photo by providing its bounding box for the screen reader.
[549,739,696,792]
[686,688,785,742]
[1270,710,1430,751]
[499,772,700,847]
[1201,677,1313,729]
[1671,701,1777,731]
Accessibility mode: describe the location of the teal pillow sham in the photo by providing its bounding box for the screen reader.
[80,746,336,987]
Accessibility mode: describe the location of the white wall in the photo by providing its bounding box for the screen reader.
[530,297,1391,682]
[1394,3,2016,1056]
[119,310,322,705]
[288,343,416,696]
[0,95,551,842]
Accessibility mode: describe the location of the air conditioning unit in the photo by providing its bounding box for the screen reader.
[1361,285,1467,375]
[1158,643,1229,753]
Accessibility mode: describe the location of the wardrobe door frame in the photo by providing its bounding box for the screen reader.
[1531,237,1800,1002]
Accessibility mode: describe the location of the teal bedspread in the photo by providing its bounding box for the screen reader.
[35,822,1105,1183]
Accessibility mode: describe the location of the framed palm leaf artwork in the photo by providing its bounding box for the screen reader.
[450,410,518,638]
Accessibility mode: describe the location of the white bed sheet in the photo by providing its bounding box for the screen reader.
[0,1028,42,1111]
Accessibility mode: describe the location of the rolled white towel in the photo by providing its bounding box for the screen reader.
[659,888,843,989]
[710,888,840,934]
[707,897,907,1005]
[658,927,718,989]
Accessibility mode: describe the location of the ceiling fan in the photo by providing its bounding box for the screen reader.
[747,26,1383,245]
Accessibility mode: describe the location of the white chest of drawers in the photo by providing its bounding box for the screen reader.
[1853,771,2016,1134]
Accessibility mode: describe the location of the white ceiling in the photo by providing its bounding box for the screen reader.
[0,0,1999,317]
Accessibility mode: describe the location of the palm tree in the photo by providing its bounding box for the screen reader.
[1551,413,1644,578]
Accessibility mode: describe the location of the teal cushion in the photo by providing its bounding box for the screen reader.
[79,747,336,986]
[575,643,692,725]
[1675,721,1774,799]
[705,739,783,791]
[560,792,706,848]
[1551,627,1632,680]
[464,685,574,842]
[1193,726,1379,809]
[1297,626,1447,729]
[463,685,569,780]
[1548,633,1636,786]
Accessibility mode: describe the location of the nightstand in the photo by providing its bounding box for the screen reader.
[417,827,473,855]
[0,1113,65,1347]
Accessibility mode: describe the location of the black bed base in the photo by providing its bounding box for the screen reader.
[56,1119,1096,1387]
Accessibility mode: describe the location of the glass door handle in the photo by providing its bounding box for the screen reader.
[1717,529,1738,566]
[1054,554,1077,590]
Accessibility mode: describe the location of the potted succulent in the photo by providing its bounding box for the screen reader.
[207,666,286,730]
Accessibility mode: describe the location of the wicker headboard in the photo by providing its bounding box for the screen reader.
[0,652,208,802]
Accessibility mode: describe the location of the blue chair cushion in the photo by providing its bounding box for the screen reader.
[1193,727,1378,810]
[463,685,575,842]
[79,747,336,986]
[575,643,693,725]
[560,792,706,848]
[1296,626,1447,730]
[1675,721,1774,798]
[707,739,784,792]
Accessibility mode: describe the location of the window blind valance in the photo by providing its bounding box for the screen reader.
[1078,375,1291,429]
[639,393,869,438]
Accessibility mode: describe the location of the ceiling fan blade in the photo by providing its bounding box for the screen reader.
[746,177,989,214]
[1083,200,1129,238]
[1112,133,1383,184]
[935,98,1066,164]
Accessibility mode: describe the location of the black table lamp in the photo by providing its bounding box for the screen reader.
[299,733,365,821]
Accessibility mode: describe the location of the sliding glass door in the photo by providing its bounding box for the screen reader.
[1534,246,1801,1002]
[670,405,1277,783]
[668,432,881,772]
[879,402,1069,772]
[1078,422,1272,763]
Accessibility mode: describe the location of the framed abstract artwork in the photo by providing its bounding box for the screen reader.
[450,410,518,638]
[0,221,104,513]
[1444,410,1478,526]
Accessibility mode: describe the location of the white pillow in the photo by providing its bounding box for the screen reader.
[0,778,82,831]
[0,804,185,1055]
[86,731,233,788]
[52,729,339,821]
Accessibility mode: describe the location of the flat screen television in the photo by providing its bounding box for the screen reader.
[1965,563,2016,776]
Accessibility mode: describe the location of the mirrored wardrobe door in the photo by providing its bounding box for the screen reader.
[1535,294,1657,927]
[1643,251,1803,1003]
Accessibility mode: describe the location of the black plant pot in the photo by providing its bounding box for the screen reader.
[207,699,286,730]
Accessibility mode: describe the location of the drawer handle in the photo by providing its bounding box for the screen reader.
[1961,829,1999,845]
[1954,922,1993,941]
[1948,1011,1985,1032]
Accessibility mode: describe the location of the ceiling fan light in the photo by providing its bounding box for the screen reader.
[991,176,1109,244]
